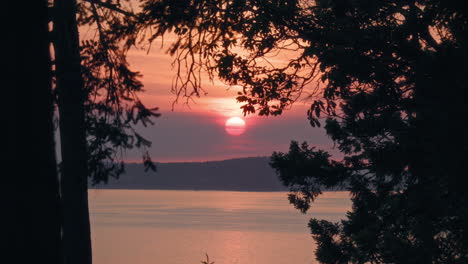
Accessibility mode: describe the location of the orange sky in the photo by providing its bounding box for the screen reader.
[118,40,338,163]
[77,17,336,163]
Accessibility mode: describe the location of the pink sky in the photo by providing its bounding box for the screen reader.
[120,40,336,162]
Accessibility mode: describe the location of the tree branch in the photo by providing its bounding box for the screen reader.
[82,0,135,17]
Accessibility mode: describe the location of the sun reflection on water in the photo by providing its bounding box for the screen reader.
[89,190,351,264]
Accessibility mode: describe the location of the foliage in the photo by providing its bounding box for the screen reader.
[269,1,467,263]
[131,0,468,263]
[135,0,313,114]
[70,0,160,184]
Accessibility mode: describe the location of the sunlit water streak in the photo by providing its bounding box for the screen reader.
[89,190,351,264]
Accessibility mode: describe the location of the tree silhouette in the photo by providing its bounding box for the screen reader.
[133,0,468,262]
[49,1,159,263]
[7,1,62,263]
[77,0,159,183]
[54,1,93,263]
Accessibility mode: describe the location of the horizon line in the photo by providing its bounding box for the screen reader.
[124,155,271,164]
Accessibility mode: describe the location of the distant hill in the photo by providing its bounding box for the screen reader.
[90,157,287,191]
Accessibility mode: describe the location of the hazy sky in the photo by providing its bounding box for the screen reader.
[122,41,336,162]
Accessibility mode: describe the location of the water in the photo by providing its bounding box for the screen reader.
[89,190,351,264]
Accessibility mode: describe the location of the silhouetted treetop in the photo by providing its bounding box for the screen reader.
[131,0,466,120]
[132,0,311,113]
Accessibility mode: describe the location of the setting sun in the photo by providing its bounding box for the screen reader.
[225,117,246,136]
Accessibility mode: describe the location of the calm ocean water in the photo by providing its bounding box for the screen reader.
[89,190,351,264]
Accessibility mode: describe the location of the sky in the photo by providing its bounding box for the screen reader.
[121,41,336,162]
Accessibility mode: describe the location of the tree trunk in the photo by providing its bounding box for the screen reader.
[53,0,92,264]
[6,1,63,263]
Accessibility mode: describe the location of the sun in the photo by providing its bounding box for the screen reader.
[225,117,246,136]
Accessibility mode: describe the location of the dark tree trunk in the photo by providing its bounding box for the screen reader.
[6,1,62,263]
[53,0,92,264]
